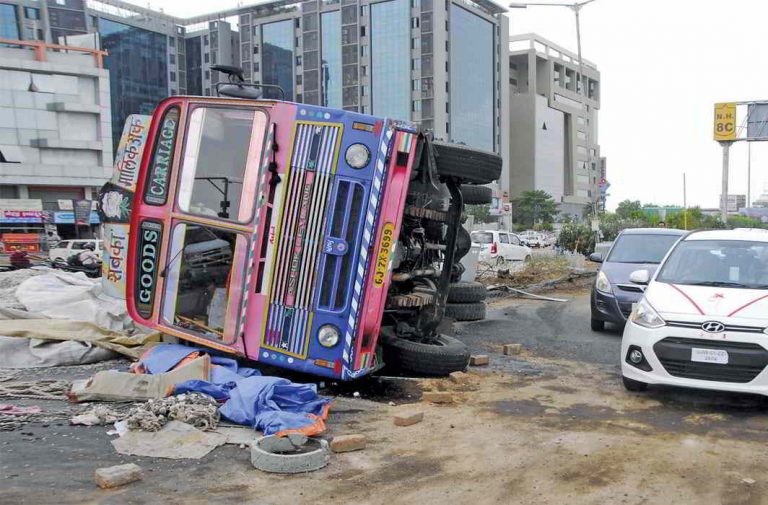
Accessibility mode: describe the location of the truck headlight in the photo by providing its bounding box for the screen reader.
[630,298,666,329]
[345,143,370,169]
[317,325,340,348]
[595,271,612,294]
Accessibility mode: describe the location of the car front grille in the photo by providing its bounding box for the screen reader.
[654,337,768,383]
[666,320,766,334]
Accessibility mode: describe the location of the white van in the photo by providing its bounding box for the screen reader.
[470,230,532,266]
[49,239,103,262]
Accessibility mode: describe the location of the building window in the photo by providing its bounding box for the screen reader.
[24,7,40,20]
[412,100,421,112]
[370,0,411,120]
[205,87,210,95]
[204,70,210,80]
[254,62,259,72]
[360,26,366,37]
[262,20,295,100]
[203,35,209,46]
[361,65,367,76]
[412,0,421,8]
[170,71,176,82]
[169,53,176,64]
[0,3,20,40]
[360,45,368,57]
[296,55,302,66]
[321,11,342,107]
[253,43,259,54]
[296,74,302,85]
[361,85,369,96]
[204,52,209,63]
[295,17,301,28]
[412,58,421,70]
[412,37,421,49]
[411,17,420,28]
[412,79,421,91]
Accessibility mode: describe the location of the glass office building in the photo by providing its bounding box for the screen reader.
[262,20,294,100]
[186,36,203,96]
[370,0,410,121]
[450,4,494,152]
[320,11,342,109]
[0,3,19,40]
[99,18,168,148]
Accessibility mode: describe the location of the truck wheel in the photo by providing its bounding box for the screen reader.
[460,185,492,205]
[380,332,470,376]
[445,302,486,321]
[454,226,471,261]
[448,281,487,303]
[432,141,502,185]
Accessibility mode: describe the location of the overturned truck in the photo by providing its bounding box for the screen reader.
[123,69,501,380]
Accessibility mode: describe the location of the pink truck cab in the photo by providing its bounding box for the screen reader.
[125,73,501,380]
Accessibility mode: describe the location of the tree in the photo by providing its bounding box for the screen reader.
[513,190,558,227]
[558,222,595,255]
[615,200,644,220]
[465,204,490,223]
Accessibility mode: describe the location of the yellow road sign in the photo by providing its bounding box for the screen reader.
[714,102,737,141]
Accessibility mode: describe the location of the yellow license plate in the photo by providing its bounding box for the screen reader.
[373,223,395,287]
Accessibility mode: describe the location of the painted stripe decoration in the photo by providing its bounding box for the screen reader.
[342,126,394,378]
[263,122,341,359]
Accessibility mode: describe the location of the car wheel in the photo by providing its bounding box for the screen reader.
[448,281,487,303]
[380,330,470,376]
[432,141,502,184]
[445,302,486,321]
[460,185,493,205]
[591,318,605,332]
[622,376,648,392]
[524,255,532,263]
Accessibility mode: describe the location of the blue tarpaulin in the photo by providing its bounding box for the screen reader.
[134,344,329,436]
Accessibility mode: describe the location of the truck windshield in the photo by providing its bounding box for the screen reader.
[177,107,267,223]
[606,234,680,264]
[657,240,768,289]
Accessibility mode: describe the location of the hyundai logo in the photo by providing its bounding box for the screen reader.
[701,321,725,333]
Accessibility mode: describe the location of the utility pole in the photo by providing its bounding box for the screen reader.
[720,142,731,224]
[683,173,688,230]
[747,142,752,207]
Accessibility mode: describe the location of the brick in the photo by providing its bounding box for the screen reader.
[469,355,490,366]
[94,463,143,489]
[393,411,424,427]
[503,344,522,356]
[330,434,367,453]
[422,391,454,404]
[448,371,470,384]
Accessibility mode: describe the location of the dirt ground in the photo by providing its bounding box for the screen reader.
[3,290,768,505]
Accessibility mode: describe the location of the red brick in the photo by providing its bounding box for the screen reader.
[422,391,454,403]
[393,411,424,427]
[448,371,470,384]
[503,344,522,356]
[330,434,367,453]
[470,355,490,366]
[94,463,143,489]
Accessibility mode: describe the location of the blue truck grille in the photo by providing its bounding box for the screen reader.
[317,180,365,312]
[264,122,340,357]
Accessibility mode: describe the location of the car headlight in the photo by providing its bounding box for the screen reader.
[345,143,370,169]
[317,325,340,348]
[595,271,612,294]
[630,298,666,329]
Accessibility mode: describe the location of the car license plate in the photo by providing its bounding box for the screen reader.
[691,348,729,365]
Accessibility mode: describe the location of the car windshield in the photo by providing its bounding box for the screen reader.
[656,239,768,289]
[606,234,680,264]
[471,232,493,244]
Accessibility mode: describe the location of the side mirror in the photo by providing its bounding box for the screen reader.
[588,252,603,263]
[629,269,651,285]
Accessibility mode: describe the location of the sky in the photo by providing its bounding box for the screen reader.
[137,0,768,210]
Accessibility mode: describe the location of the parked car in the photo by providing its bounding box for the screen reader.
[519,231,544,248]
[589,228,685,331]
[621,228,768,394]
[471,230,532,265]
[49,239,103,262]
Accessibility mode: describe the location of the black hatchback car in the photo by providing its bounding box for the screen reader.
[589,227,686,331]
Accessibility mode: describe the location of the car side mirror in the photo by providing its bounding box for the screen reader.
[629,269,651,285]
[588,252,603,263]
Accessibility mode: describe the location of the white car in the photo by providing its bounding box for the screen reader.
[471,230,532,265]
[49,239,103,262]
[519,231,544,248]
[621,228,768,395]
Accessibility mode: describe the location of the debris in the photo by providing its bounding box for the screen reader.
[124,393,220,432]
[71,405,124,426]
[94,463,143,489]
[353,391,361,398]
[0,404,42,415]
[111,420,226,459]
[502,288,567,303]
[0,374,69,401]
[68,355,211,402]
[0,404,44,431]
[330,434,367,453]
[393,411,424,427]
[470,355,490,366]
[422,391,454,404]
[448,371,471,384]
[251,435,330,473]
[742,478,756,486]
[503,344,522,356]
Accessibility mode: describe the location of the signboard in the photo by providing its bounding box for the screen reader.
[53,211,100,225]
[747,104,768,140]
[714,102,737,141]
[72,200,92,225]
[102,223,129,298]
[113,115,151,192]
[0,210,46,223]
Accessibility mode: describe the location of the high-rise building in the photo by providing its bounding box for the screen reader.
[507,34,602,218]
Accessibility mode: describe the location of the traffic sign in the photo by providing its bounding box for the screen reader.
[714,102,737,141]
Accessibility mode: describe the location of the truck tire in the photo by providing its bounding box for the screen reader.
[461,185,493,205]
[445,301,486,321]
[432,141,502,185]
[448,281,487,303]
[380,331,470,376]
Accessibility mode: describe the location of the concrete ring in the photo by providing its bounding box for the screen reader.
[250,435,330,473]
